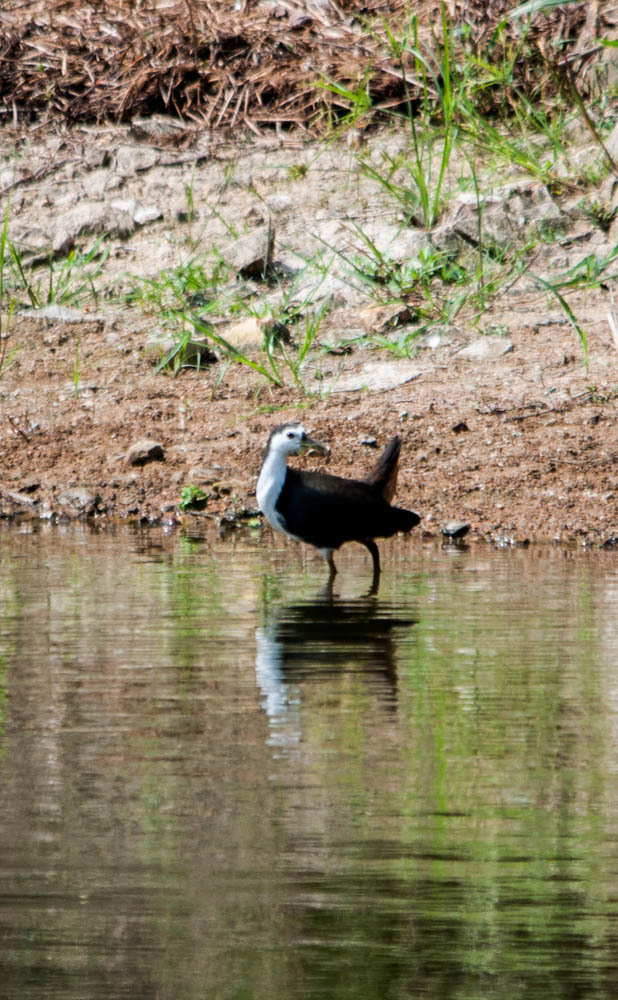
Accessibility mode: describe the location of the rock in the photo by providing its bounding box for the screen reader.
[87,170,122,198]
[223,224,274,276]
[357,302,418,332]
[125,439,165,466]
[443,181,566,249]
[84,148,110,169]
[53,201,137,247]
[19,305,105,326]
[5,490,38,507]
[361,436,377,447]
[53,229,75,256]
[113,144,160,176]
[187,465,224,485]
[218,316,290,353]
[219,316,265,351]
[324,360,422,394]
[314,217,430,261]
[57,486,99,514]
[455,337,513,361]
[130,115,194,142]
[442,520,471,539]
[134,204,163,226]
[110,199,162,226]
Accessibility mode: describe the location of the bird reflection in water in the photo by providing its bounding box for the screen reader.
[255,579,417,748]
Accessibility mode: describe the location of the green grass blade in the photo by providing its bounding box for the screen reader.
[534,274,588,368]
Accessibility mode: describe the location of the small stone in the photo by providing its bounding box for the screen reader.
[5,490,38,506]
[57,486,99,514]
[217,316,290,351]
[85,148,109,169]
[358,302,418,333]
[268,193,292,212]
[455,337,513,361]
[109,472,138,487]
[110,197,138,216]
[441,520,471,539]
[125,439,165,466]
[325,360,422,394]
[134,204,163,226]
[223,224,273,276]
[361,436,378,447]
[53,229,75,256]
[53,201,137,245]
[114,144,160,176]
[187,465,223,485]
[220,317,264,352]
[19,304,105,325]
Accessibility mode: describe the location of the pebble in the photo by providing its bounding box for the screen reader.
[19,305,105,325]
[57,486,99,514]
[324,360,422,394]
[5,490,38,506]
[441,520,471,539]
[125,439,165,466]
[455,337,513,361]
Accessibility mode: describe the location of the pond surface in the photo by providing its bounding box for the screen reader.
[1,523,618,999]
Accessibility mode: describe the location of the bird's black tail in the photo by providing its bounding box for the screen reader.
[364,436,401,502]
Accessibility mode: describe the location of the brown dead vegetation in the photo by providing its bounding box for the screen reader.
[0,0,590,131]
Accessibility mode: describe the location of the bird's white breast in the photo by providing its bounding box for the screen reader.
[256,449,289,535]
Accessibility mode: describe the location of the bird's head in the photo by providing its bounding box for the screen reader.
[266,423,329,458]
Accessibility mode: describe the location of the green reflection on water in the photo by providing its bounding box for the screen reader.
[0,525,617,1000]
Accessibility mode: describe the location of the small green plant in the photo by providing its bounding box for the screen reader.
[348,6,458,228]
[9,237,109,308]
[533,272,588,369]
[316,66,374,133]
[581,198,618,232]
[179,485,208,511]
[183,167,197,222]
[268,298,331,392]
[187,314,284,386]
[287,163,308,180]
[125,253,231,334]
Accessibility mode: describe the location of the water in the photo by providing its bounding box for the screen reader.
[1,523,618,999]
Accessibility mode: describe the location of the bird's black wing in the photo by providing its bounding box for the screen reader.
[277,469,418,548]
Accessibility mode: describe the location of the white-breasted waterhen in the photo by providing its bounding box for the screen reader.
[256,423,420,579]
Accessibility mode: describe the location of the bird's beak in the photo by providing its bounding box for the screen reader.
[300,432,330,456]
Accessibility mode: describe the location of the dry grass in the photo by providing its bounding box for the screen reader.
[0,0,589,131]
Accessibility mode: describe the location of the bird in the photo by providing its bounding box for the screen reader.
[256,422,420,580]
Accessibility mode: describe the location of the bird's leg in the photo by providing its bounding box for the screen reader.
[327,552,338,578]
[363,540,380,578]
[365,540,381,595]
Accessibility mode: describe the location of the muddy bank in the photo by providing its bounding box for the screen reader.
[1,118,617,547]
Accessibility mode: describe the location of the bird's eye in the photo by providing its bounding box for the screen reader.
[287,431,295,439]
